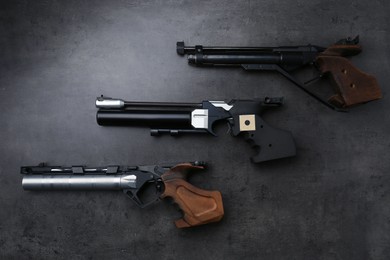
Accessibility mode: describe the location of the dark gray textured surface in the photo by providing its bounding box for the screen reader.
[1,0,389,259]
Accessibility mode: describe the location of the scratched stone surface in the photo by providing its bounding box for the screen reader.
[0,0,389,259]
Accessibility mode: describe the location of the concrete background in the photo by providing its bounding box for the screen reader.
[1,0,389,259]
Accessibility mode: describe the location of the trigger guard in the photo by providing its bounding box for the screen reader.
[124,189,160,209]
[124,190,143,207]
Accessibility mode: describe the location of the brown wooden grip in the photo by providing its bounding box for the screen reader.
[321,44,362,57]
[160,163,224,228]
[316,55,382,107]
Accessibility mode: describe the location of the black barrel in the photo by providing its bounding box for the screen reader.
[96,110,192,128]
[189,53,305,65]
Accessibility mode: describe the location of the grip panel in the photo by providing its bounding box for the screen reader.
[160,163,224,228]
[316,56,382,107]
[230,114,296,163]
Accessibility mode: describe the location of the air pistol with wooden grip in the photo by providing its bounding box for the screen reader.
[21,161,224,228]
[177,36,382,111]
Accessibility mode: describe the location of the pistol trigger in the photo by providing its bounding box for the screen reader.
[226,117,235,134]
[226,122,231,134]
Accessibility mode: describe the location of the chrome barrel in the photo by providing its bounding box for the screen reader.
[22,174,137,190]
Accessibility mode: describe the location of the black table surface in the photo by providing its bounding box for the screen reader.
[1,1,389,259]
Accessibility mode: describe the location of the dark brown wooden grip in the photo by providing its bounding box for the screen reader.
[316,55,382,107]
[160,163,224,228]
[321,44,362,57]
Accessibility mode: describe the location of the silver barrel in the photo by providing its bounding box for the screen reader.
[95,98,125,109]
[22,174,137,190]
